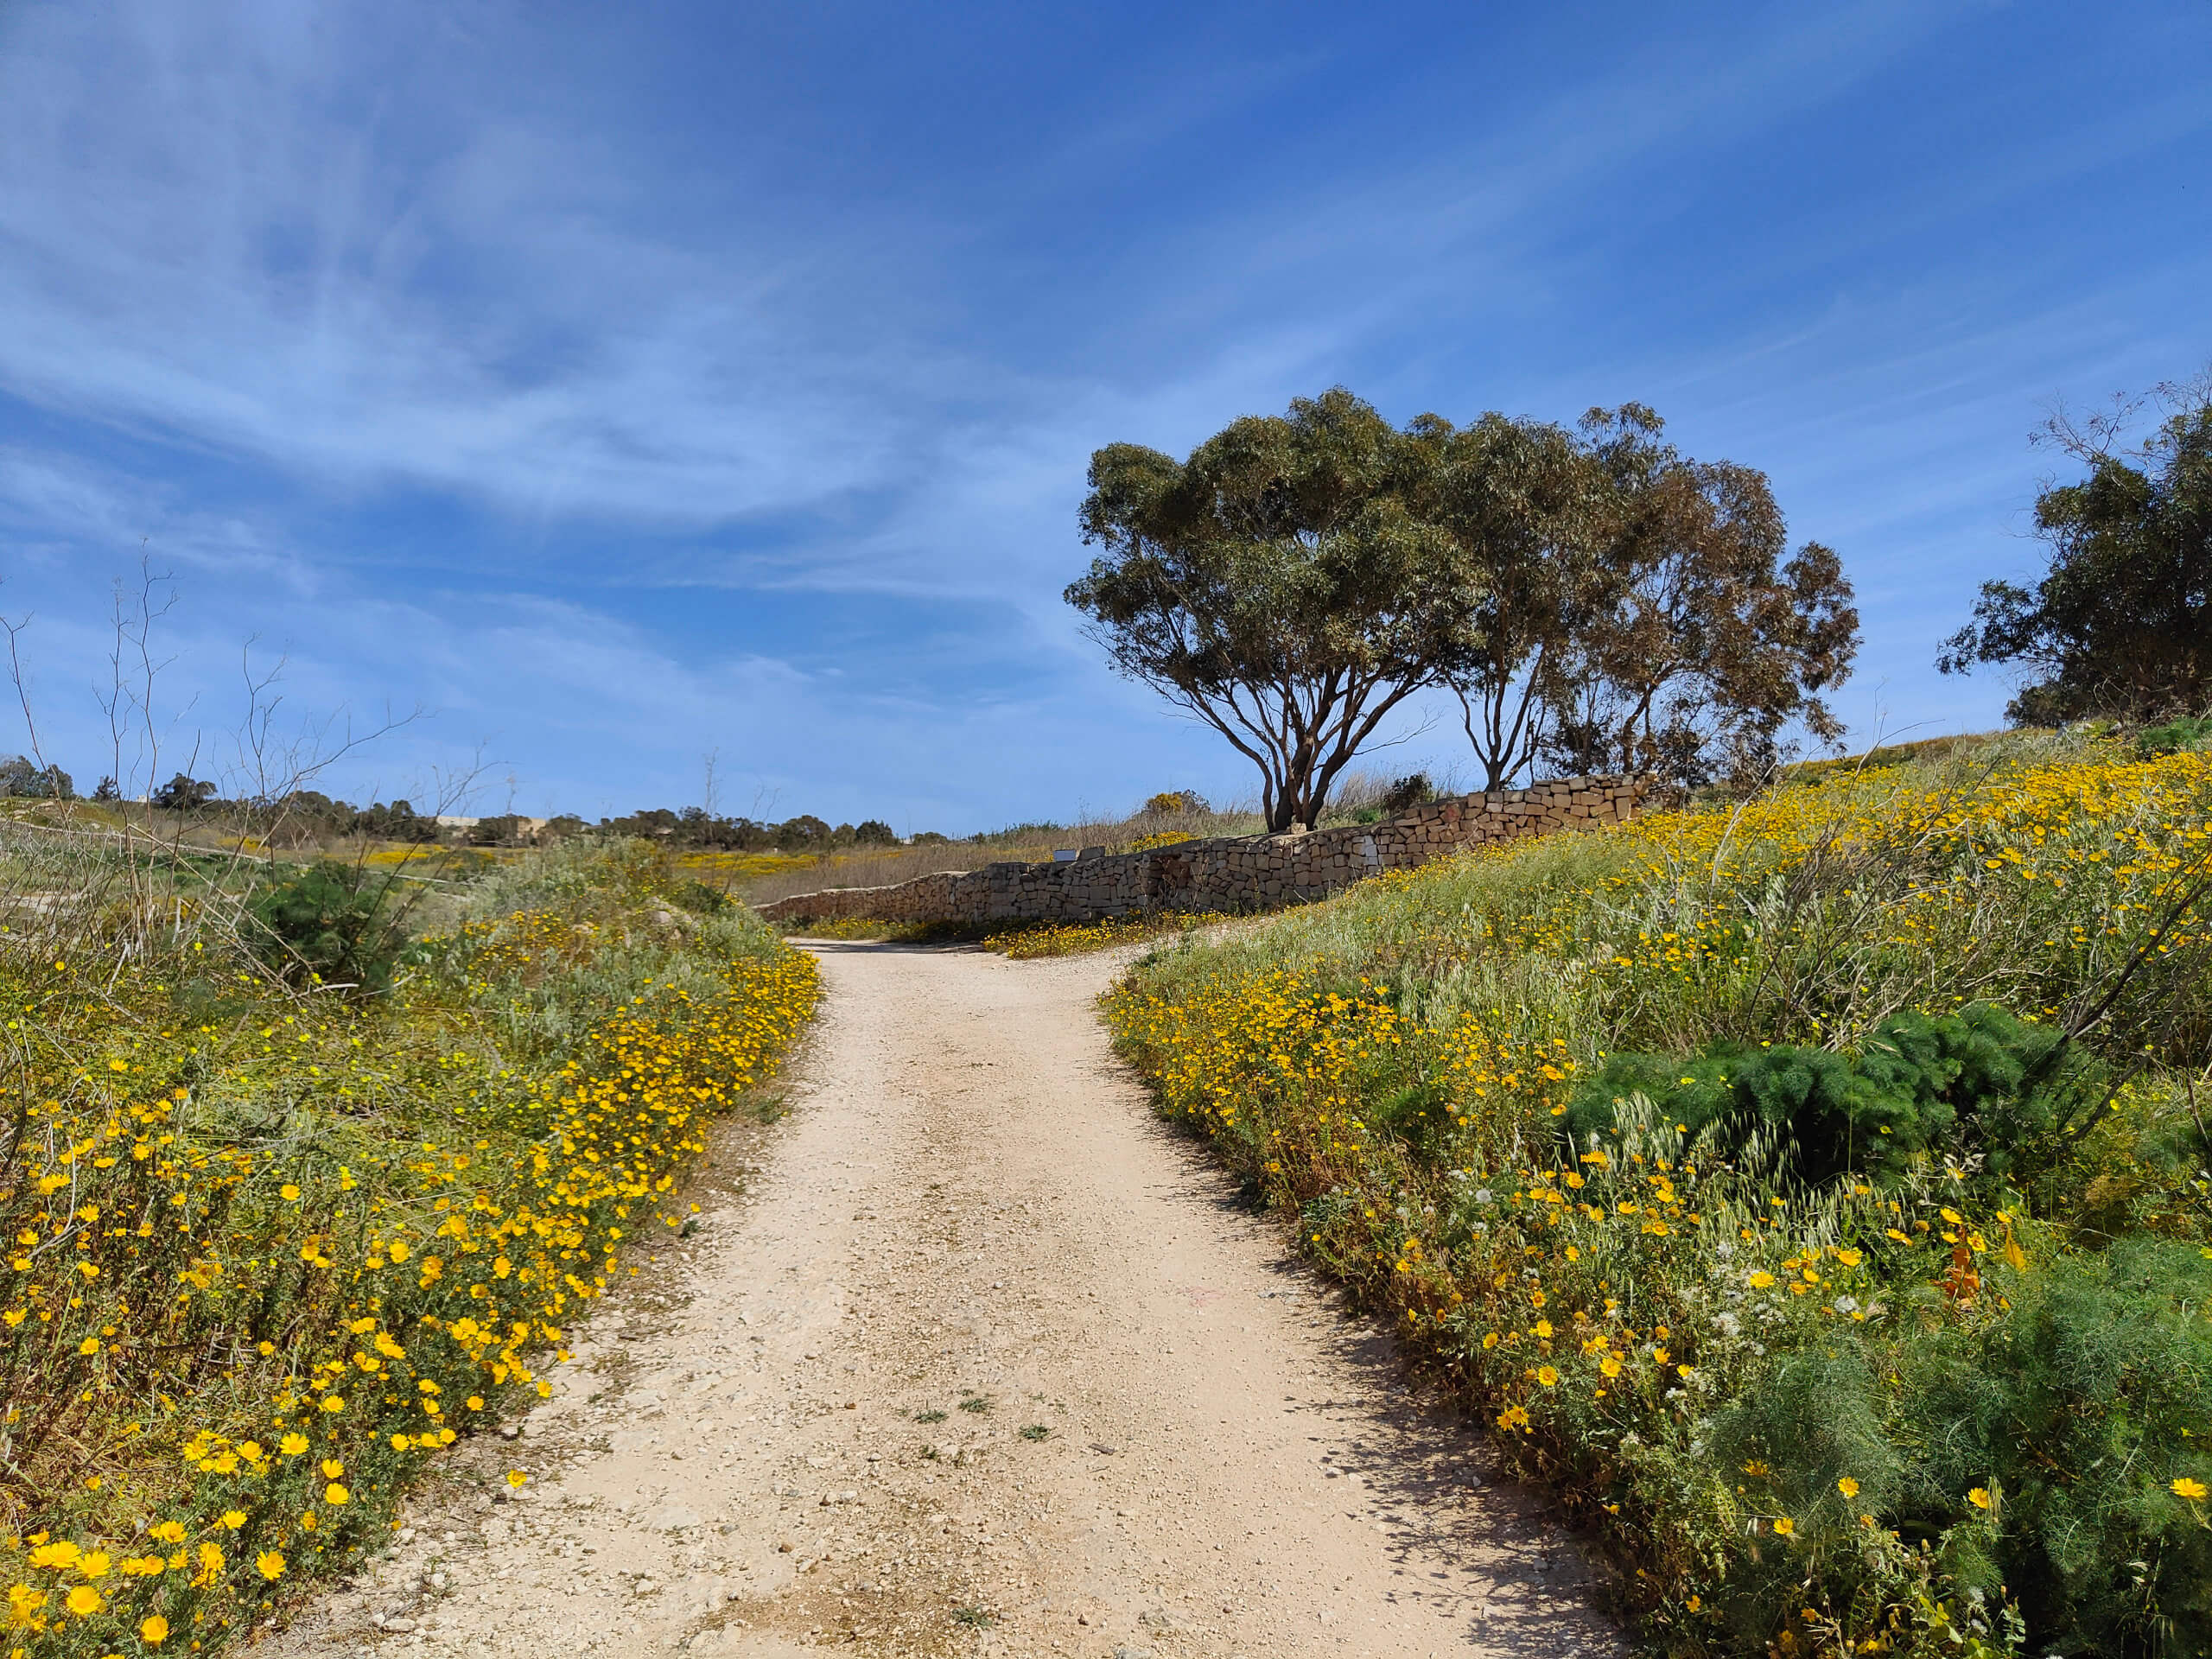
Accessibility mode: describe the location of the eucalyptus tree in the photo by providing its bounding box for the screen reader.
[1542,405,1860,789]
[1067,389,1479,832]
[1421,412,1605,790]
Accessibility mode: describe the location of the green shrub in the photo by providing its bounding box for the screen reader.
[2133,716,2212,758]
[1560,1003,2101,1187]
[1381,772,1434,813]
[670,876,734,916]
[244,861,404,990]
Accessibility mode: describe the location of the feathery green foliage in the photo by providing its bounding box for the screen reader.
[1560,1003,2100,1188]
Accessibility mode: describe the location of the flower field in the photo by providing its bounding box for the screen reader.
[1107,734,2212,1658]
[2,842,818,1656]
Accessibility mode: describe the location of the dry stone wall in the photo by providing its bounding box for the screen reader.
[757,775,1643,929]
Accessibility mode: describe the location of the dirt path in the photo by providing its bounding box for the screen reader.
[270,944,1615,1659]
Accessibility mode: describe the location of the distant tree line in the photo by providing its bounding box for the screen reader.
[589,807,900,851]
[0,756,74,799]
[21,773,921,854]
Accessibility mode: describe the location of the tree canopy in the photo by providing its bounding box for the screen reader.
[1544,406,1859,786]
[1071,390,1859,816]
[1068,389,1478,831]
[1418,411,1600,791]
[1939,374,2211,724]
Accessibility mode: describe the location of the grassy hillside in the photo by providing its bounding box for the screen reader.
[2,837,817,1656]
[1107,733,2212,1659]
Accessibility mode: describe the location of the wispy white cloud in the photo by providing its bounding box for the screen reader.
[0,0,1973,553]
[0,0,2202,822]
[0,3,968,528]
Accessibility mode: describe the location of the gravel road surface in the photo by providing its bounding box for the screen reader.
[267,942,1616,1659]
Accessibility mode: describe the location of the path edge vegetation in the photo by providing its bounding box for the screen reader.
[3,836,820,1657]
[1104,728,2212,1659]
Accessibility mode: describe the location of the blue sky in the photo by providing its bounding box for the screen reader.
[0,1,2206,831]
